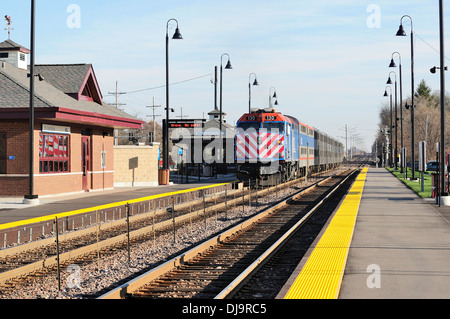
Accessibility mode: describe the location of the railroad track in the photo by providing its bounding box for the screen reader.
[99,168,360,299]
[0,169,335,296]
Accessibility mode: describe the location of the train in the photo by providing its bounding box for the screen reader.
[235,108,344,184]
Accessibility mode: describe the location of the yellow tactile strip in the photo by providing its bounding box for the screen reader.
[0,183,230,231]
[284,168,368,299]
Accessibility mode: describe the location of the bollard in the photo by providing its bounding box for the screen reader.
[256,178,258,206]
[96,210,100,271]
[225,187,228,220]
[152,201,156,248]
[189,192,192,227]
[242,183,245,216]
[126,203,131,265]
[54,217,61,291]
[202,190,207,230]
[248,178,251,207]
[276,175,278,199]
[171,197,176,243]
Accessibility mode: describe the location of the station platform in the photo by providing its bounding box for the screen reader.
[279,167,450,299]
[0,174,237,227]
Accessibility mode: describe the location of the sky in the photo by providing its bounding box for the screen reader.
[2,1,450,152]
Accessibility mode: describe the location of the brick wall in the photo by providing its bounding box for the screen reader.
[0,120,29,196]
[0,121,117,197]
[0,120,29,174]
[114,144,159,187]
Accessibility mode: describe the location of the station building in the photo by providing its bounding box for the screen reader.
[169,107,235,176]
[0,39,144,198]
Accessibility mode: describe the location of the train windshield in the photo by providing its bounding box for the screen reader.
[237,122,260,132]
[262,123,284,134]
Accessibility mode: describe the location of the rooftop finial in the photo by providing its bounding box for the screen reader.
[4,15,13,40]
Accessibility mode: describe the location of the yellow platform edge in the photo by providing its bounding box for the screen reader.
[0,182,230,231]
[284,168,368,299]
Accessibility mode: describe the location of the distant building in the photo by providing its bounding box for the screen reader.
[169,106,235,176]
[0,39,144,198]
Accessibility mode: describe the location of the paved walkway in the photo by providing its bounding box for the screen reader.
[339,168,450,298]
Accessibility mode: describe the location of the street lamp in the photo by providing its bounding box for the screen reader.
[24,0,38,204]
[396,15,416,179]
[437,0,447,201]
[389,52,404,173]
[219,53,232,171]
[384,86,393,167]
[386,71,398,170]
[248,73,259,113]
[164,18,183,175]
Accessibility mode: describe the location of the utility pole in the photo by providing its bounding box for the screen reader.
[146,97,162,144]
[176,107,189,120]
[345,124,348,160]
[108,81,127,110]
[339,125,356,160]
[108,81,127,145]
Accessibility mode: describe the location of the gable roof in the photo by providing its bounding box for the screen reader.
[33,64,91,94]
[0,61,143,129]
[33,64,103,104]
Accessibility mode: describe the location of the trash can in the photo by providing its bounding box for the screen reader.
[431,173,439,198]
[203,165,212,177]
[159,169,170,185]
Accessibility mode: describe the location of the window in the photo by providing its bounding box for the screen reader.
[262,123,285,134]
[39,134,70,173]
[101,151,106,169]
[237,123,260,131]
[0,53,8,58]
[20,53,25,61]
[0,133,6,174]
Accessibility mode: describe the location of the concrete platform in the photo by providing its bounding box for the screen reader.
[0,174,237,226]
[339,168,450,298]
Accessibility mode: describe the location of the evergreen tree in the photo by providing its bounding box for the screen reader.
[415,79,432,100]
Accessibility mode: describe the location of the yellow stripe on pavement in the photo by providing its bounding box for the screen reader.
[284,168,368,299]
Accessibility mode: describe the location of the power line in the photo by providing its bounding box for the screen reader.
[416,33,450,61]
[104,73,213,97]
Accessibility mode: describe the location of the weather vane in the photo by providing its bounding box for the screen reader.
[4,15,14,40]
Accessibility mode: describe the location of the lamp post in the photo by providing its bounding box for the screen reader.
[248,73,259,113]
[429,1,448,201]
[396,15,416,179]
[387,71,398,170]
[439,0,447,199]
[24,0,38,204]
[389,52,404,173]
[164,18,183,173]
[219,53,232,171]
[384,86,393,167]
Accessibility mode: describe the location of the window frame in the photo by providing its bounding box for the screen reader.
[39,133,71,174]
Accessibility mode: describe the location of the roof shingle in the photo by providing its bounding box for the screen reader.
[0,61,139,122]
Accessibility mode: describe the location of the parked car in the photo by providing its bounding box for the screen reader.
[426,160,439,172]
[406,161,419,169]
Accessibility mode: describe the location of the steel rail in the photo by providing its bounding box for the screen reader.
[214,170,357,299]
[0,171,324,287]
[97,170,351,299]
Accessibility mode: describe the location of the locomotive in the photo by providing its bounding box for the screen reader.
[235,108,344,184]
